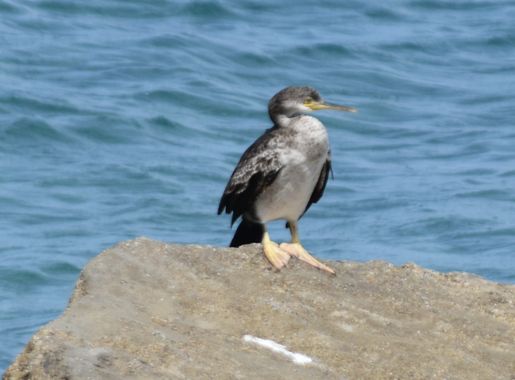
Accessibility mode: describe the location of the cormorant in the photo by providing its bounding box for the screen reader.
[218,86,356,274]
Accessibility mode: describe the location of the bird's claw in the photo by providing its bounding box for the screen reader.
[280,243,335,275]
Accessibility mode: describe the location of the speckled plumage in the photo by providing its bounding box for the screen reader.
[218,126,286,225]
[218,87,332,228]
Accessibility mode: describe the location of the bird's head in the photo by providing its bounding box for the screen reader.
[268,86,356,125]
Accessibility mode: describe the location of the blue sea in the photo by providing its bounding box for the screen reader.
[1,0,515,372]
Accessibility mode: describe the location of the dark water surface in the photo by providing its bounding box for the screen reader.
[1,0,515,371]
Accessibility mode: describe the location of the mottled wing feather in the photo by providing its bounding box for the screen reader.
[218,127,284,225]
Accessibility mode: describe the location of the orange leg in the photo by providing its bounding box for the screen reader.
[279,221,335,275]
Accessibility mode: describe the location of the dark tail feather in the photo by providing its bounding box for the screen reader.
[230,219,264,247]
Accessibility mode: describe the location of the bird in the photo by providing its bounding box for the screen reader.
[218,86,356,274]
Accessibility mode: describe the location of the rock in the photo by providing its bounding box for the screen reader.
[4,238,515,379]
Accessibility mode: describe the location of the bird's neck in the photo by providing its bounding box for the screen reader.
[272,113,306,128]
[273,114,292,128]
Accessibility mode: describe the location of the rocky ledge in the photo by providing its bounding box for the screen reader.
[4,238,515,379]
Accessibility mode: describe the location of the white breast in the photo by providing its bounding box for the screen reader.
[254,116,329,223]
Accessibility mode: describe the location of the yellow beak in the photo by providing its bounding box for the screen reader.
[305,100,357,113]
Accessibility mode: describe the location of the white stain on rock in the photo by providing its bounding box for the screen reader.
[243,335,313,365]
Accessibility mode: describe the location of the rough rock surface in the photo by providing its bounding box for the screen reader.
[4,238,515,380]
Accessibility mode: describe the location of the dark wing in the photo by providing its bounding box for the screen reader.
[218,127,284,225]
[286,153,332,228]
[306,155,332,211]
